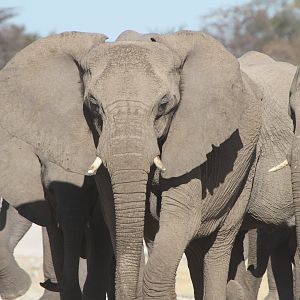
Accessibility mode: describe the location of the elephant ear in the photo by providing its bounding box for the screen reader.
[0,32,107,175]
[151,31,248,178]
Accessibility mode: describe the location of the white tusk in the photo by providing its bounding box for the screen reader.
[154,156,166,172]
[87,157,102,175]
[268,160,289,172]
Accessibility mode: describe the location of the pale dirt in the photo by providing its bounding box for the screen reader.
[8,226,268,300]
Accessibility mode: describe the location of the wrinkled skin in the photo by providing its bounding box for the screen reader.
[0,30,262,299]
[225,52,297,300]
[110,31,261,299]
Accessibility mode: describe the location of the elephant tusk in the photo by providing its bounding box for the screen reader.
[154,156,166,172]
[268,160,289,172]
[87,157,102,175]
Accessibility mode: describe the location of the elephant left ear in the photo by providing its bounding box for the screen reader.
[153,31,249,178]
[0,32,107,175]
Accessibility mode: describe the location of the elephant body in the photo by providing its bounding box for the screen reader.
[224,52,297,300]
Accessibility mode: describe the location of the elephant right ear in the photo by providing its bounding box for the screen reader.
[154,31,249,178]
[0,32,107,175]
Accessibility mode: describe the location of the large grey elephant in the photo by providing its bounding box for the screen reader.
[0,29,263,299]
[111,30,261,299]
[0,32,114,300]
[235,51,296,300]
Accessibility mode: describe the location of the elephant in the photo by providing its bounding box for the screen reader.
[0,29,263,299]
[217,51,298,300]
[0,32,114,300]
[122,45,296,299]
[110,30,261,299]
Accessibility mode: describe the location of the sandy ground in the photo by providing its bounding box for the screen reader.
[9,225,268,300]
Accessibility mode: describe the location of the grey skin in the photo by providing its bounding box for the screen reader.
[142,50,297,300]
[0,30,261,299]
[0,33,114,300]
[223,52,297,300]
[112,30,261,299]
[0,200,60,300]
[0,201,32,299]
[238,52,296,300]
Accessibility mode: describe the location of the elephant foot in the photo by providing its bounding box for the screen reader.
[264,290,279,300]
[39,288,60,300]
[40,279,59,292]
[0,264,31,300]
[226,280,244,300]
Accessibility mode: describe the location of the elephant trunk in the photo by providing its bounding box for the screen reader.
[110,165,148,299]
[96,103,158,299]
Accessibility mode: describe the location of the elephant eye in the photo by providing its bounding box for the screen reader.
[88,95,105,117]
[156,95,178,119]
[157,97,170,117]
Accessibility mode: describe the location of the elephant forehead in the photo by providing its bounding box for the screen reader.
[86,41,178,73]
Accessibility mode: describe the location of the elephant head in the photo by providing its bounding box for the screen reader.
[0,30,250,299]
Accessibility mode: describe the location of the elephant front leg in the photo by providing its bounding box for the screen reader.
[143,179,200,299]
[0,202,32,300]
[82,205,115,300]
[202,230,232,300]
[185,239,205,300]
[270,241,293,300]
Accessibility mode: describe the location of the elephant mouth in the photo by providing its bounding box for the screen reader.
[87,155,166,175]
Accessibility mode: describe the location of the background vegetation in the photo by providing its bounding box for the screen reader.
[202,0,300,63]
[1,0,300,68]
[0,8,38,69]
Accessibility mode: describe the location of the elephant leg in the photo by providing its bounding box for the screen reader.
[226,231,246,300]
[229,229,264,300]
[143,221,193,300]
[185,239,205,300]
[0,201,32,300]
[270,241,293,300]
[264,260,279,300]
[39,227,60,300]
[60,215,84,300]
[203,228,238,300]
[293,246,300,299]
[82,201,114,300]
[143,181,199,300]
[45,223,65,298]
